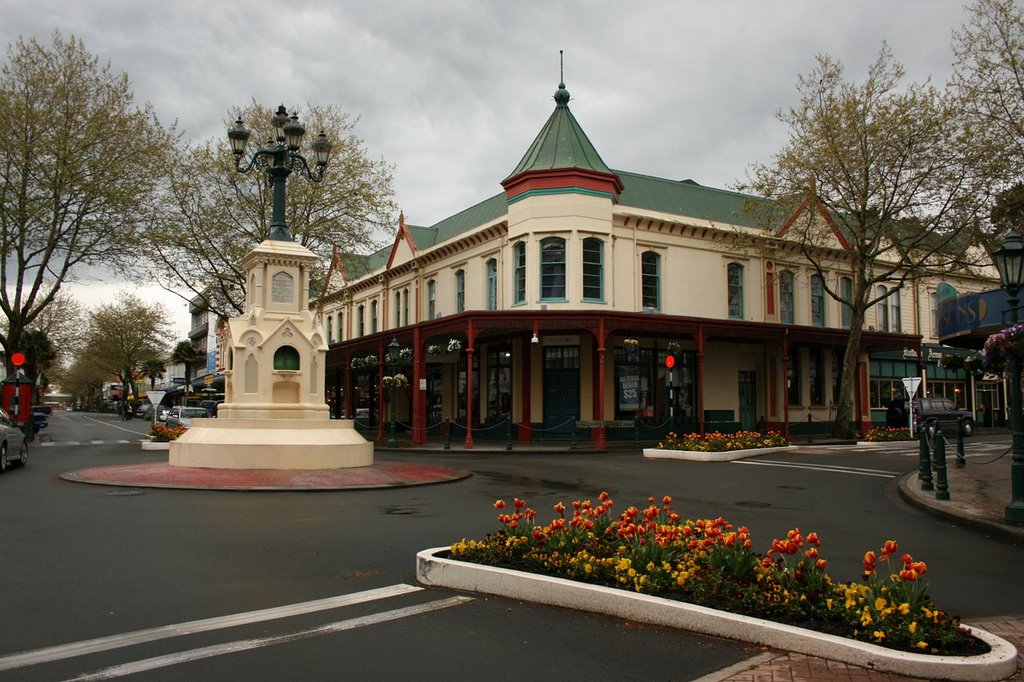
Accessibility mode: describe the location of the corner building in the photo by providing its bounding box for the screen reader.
[316,80,993,447]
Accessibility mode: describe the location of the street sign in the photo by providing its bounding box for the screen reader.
[172,377,186,385]
[901,377,922,397]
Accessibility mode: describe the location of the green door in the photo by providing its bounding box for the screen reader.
[738,371,757,430]
[543,347,580,433]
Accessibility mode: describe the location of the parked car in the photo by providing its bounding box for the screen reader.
[156,405,170,422]
[198,399,223,417]
[33,404,53,416]
[165,406,210,428]
[912,397,974,437]
[32,411,48,430]
[135,404,152,419]
[0,407,28,472]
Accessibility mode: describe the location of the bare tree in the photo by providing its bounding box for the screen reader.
[741,46,989,437]
[0,31,175,371]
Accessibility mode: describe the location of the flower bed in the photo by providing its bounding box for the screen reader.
[644,431,794,462]
[864,427,915,442]
[148,424,187,442]
[443,493,996,660]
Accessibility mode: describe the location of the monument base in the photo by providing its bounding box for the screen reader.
[169,418,373,470]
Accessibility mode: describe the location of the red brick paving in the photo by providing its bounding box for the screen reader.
[60,461,471,490]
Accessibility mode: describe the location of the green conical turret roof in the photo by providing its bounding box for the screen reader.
[504,81,614,180]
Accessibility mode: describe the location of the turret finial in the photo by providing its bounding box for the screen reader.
[554,50,570,107]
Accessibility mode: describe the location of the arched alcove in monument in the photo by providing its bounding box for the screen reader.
[272,380,300,404]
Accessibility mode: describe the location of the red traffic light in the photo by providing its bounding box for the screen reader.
[10,352,25,367]
[665,355,675,369]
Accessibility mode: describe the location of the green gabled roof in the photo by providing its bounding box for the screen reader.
[406,192,508,249]
[504,82,613,180]
[616,170,762,228]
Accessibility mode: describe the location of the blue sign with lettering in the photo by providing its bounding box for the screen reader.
[936,289,1008,340]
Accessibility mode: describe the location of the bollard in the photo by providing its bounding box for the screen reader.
[918,426,934,491]
[955,417,966,468]
[505,415,512,451]
[807,414,812,444]
[933,428,950,501]
[443,418,451,451]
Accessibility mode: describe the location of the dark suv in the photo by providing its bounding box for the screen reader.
[912,397,974,437]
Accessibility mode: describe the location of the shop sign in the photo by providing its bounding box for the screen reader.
[618,373,640,411]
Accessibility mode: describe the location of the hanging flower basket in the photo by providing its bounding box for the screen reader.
[381,373,409,389]
[351,354,379,370]
[398,347,414,363]
[427,339,462,363]
[980,323,1024,374]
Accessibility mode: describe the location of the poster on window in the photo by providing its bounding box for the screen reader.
[619,373,640,412]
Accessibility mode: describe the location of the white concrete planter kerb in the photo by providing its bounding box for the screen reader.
[417,547,1017,682]
[643,445,797,462]
[140,440,171,451]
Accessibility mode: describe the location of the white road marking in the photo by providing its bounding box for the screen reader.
[78,414,149,437]
[68,596,474,681]
[732,459,899,478]
[0,584,423,672]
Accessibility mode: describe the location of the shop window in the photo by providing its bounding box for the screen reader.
[514,242,526,304]
[540,237,566,300]
[582,237,604,301]
[486,346,512,419]
[810,274,826,327]
[788,353,800,405]
[809,350,824,404]
[870,378,909,409]
[779,271,794,324]
[455,269,465,312]
[641,251,660,310]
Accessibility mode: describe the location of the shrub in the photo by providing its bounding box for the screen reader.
[658,430,790,452]
[149,424,187,442]
[865,427,914,442]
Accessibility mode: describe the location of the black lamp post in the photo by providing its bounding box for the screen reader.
[386,338,401,448]
[228,105,332,241]
[992,232,1024,524]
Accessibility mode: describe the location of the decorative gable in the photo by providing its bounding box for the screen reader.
[386,211,419,270]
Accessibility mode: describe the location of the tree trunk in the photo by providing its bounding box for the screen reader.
[832,282,871,438]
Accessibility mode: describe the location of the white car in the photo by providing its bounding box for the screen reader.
[0,407,28,473]
[165,406,210,428]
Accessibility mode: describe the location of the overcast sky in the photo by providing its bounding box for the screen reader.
[1,0,975,339]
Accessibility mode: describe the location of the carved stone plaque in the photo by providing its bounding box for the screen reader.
[271,272,294,304]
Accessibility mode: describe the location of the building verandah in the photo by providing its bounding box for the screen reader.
[324,309,920,447]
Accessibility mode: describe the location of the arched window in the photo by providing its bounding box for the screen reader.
[273,345,300,371]
[876,285,889,332]
[427,280,436,319]
[395,291,401,328]
[582,237,604,301]
[727,263,744,319]
[513,242,526,305]
[779,271,795,324]
[327,315,334,344]
[840,277,852,329]
[641,251,660,310]
[810,274,826,327]
[540,237,566,300]
[455,269,465,312]
[486,259,498,310]
[890,289,902,333]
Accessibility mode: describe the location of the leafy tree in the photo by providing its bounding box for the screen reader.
[171,340,203,396]
[80,292,172,402]
[61,356,109,409]
[951,0,1024,194]
[0,31,175,372]
[148,101,396,319]
[141,358,167,391]
[742,46,988,437]
[20,329,56,386]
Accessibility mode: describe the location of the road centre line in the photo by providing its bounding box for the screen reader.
[78,414,147,437]
[68,596,474,681]
[732,460,899,478]
[0,584,423,672]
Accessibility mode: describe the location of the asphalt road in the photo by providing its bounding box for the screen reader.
[0,411,1020,681]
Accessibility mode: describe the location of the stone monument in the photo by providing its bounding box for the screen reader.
[169,238,372,469]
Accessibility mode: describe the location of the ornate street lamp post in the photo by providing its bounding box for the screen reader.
[228,105,332,241]
[992,232,1024,524]
[387,338,401,448]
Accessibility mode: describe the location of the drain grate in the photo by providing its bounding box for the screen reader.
[104,489,144,497]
